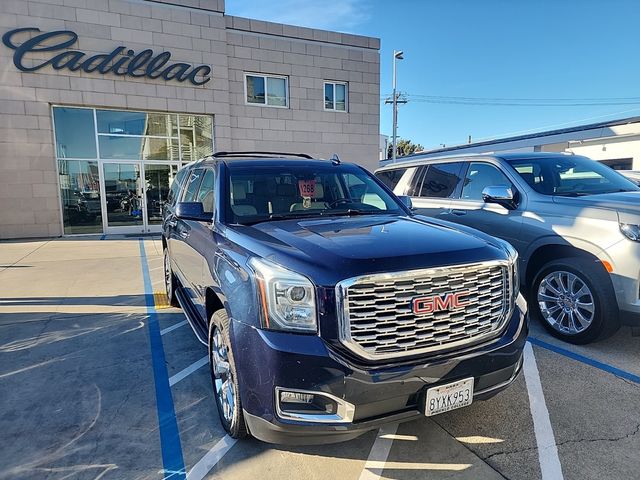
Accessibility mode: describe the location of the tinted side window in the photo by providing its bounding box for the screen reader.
[375,168,407,190]
[167,168,188,206]
[419,162,464,198]
[461,163,513,200]
[408,166,427,196]
[182,169,204,202]
[196,169,215,214]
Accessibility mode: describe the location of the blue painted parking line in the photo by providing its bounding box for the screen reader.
[139,239,186,479]
[528,336,640,384]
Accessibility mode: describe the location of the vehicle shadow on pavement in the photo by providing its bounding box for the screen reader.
[0,308,164,480]
[205,379,537,480]
[0,295,145,308]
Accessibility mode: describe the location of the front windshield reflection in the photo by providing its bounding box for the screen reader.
[509,156,639,196]
[226,165,404,225]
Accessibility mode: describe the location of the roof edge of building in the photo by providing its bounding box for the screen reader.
[225,15,380,50]
[402,115,640,161]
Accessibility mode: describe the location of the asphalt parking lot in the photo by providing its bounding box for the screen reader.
[1,236,639,480]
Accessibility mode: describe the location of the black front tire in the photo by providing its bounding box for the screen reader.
[163,246,179,307]
[208,309,248,439]
[531,257,619,344]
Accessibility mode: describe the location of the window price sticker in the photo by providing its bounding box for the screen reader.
[298,179,316,198]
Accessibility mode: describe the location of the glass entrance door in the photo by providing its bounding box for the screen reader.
[101,162,177,234]
[144,164,174,228]
[102,162,146,234]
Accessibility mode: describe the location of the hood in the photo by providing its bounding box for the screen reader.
[229,215,509,285]
[552,191,640,216]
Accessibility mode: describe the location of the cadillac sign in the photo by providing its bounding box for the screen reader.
[2,27,212,86]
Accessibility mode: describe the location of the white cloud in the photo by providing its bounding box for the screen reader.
[226,0,371,33]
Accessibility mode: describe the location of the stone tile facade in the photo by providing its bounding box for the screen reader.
[0,0,380,238]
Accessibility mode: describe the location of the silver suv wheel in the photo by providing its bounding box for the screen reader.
[211,328,235,424]
[538,270,595,335]
[164,252,172,299]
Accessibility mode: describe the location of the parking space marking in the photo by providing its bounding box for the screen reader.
[169,356,209,387]
[529,336,640,384]
[161,320,189,336]
[523,342,564,480]
[186,435,237,480]
[139,240,186,479]
[358,423,398,480]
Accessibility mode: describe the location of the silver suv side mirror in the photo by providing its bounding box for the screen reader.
[482,186,518,210]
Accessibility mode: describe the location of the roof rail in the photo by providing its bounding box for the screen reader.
[210,151,314,159]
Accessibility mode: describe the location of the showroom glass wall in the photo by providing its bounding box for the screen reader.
[52,106,214,234]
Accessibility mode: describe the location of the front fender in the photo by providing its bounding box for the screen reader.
[206,239,261,331]
[522,234,614,267]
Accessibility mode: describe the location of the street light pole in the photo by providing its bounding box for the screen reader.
[391,50,403,163]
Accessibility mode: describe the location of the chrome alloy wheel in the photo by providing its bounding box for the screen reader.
[538,270,595,335]
[211,328,235,424]
[164,251,172,299]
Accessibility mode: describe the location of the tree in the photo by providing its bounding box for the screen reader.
[387,138,423,159]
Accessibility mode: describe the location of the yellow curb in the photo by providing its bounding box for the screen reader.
[153,291,171,309]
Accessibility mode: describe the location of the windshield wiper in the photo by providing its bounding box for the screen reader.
[237,209,385,226]
[320,209,383,217]
[597,189,638,194]
[554,192,589,197]
[234,212,319,226]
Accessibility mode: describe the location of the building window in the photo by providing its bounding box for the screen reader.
[179,114,214,162]
[245,73,288,107]
[52,106,214,235]
[53,107,98,159]
[96,110,178,161]
[57,159,102,234]
[324,82,347,111]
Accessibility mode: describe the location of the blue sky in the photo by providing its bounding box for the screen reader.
[227,0,640,151]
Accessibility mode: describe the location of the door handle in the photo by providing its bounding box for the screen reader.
[167,219,177,228]
[451,209,467,216]
[178,230,189,239]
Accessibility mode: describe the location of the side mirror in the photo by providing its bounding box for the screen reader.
[482,186,518,210]
[397,195,414,210]
[175,202,212,222]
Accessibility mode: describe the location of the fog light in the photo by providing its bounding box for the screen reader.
[275,387,355,424]
[280,391,314,404]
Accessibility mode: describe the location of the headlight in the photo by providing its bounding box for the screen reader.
[249,257,317,333]
[620,223,640,241]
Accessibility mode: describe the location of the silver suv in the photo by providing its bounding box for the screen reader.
[376,152,640,344]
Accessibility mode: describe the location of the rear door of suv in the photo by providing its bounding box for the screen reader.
[408,161,465,217]
[177,167,217,321]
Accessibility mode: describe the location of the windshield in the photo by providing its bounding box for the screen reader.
[508,156,639,196]
[226,164,405,225]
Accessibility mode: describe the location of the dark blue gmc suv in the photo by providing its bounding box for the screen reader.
[162,152,528,444]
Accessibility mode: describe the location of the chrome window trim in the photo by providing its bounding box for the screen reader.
[335,259,515,360]
[275,387,355,424]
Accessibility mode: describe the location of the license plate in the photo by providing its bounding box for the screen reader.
[425,377,474,416]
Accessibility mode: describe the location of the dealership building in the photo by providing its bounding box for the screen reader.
[0,0,380,238]
[385,116,640,171]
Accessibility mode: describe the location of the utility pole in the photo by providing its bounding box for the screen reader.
[391,50,404,163]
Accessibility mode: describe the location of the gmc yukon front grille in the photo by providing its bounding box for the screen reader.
[335,261,513,360]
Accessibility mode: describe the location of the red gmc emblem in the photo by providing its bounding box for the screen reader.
[412,292,470,315]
